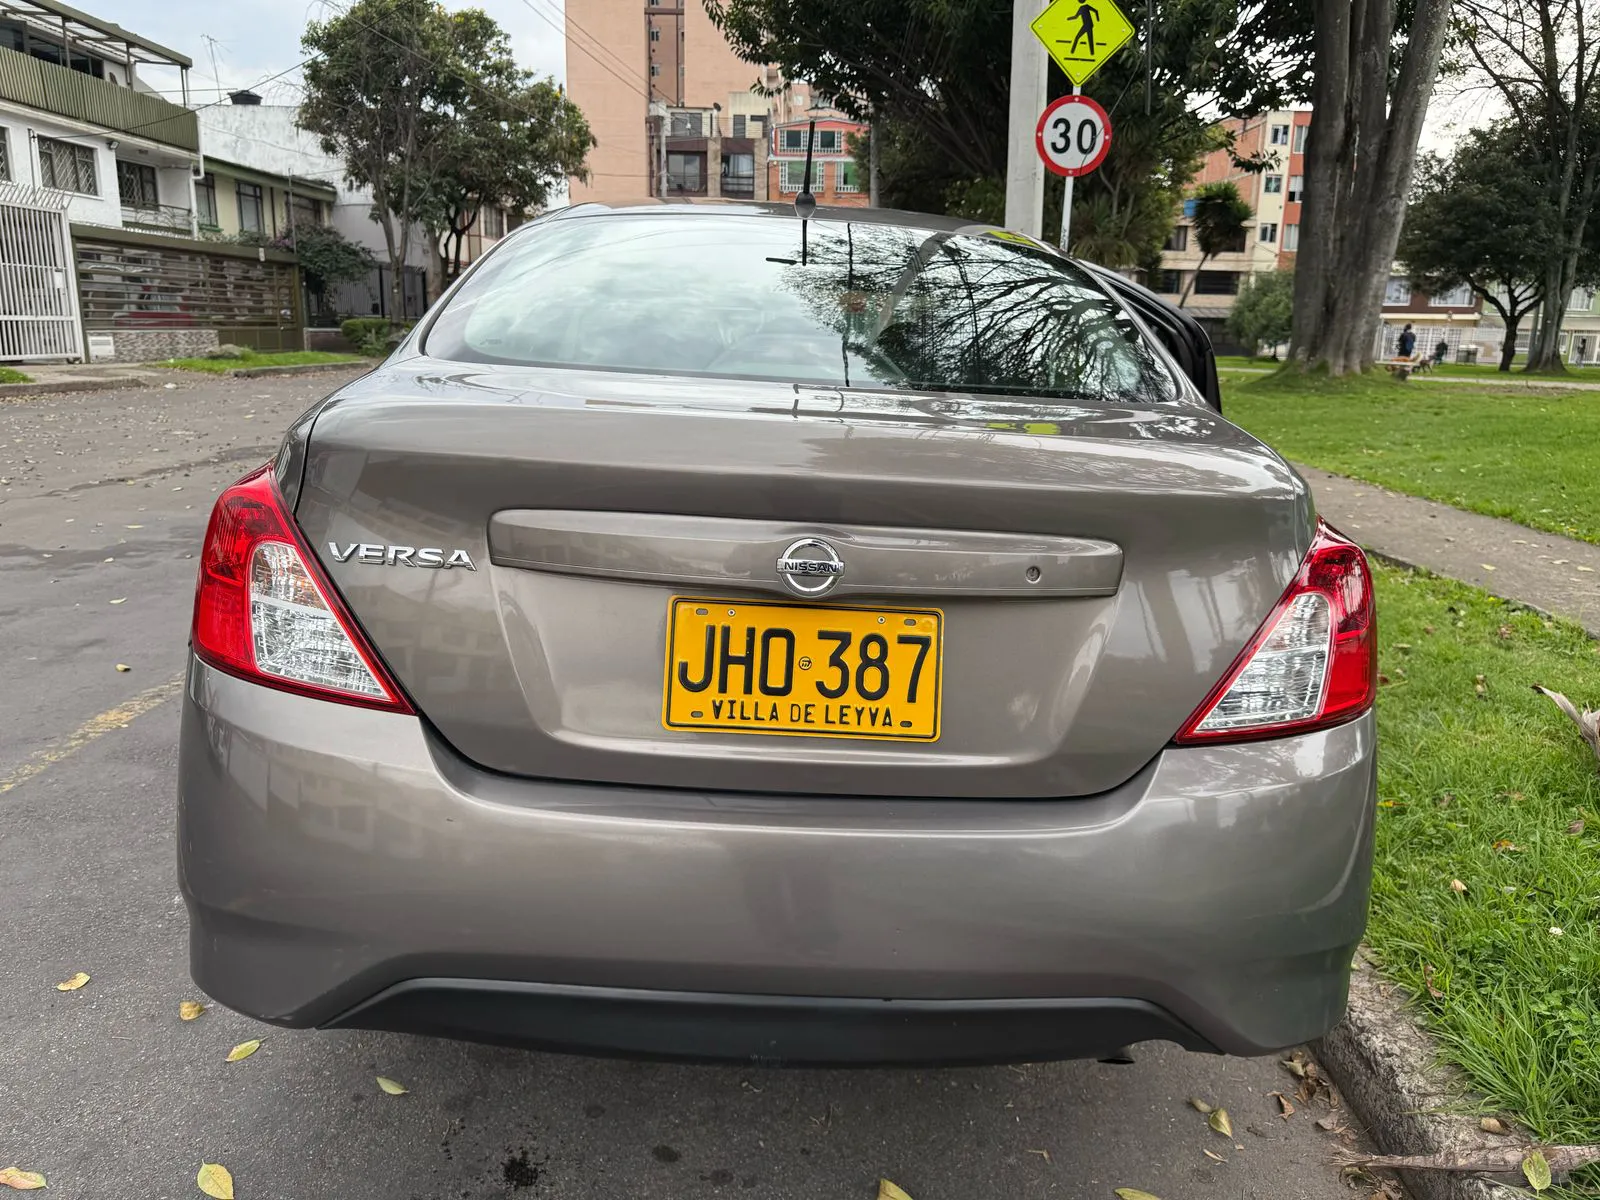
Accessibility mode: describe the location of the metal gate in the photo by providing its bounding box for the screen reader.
[0,183,82,361]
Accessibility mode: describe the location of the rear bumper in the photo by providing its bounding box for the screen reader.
[178,657,1376,1063]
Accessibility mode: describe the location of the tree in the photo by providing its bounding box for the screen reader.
[1453,0,1600,371]
[300,0,593,320]
[279,223,376,316]
[1177,182,1252,305]
[1398,126,1556,371]
[411,8,592,284]
[1227,270,1296,356]
[1280,0,1453,374]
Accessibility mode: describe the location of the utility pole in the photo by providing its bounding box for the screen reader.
[1004,0,1048,237]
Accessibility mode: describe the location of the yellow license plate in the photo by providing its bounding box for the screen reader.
[663,597,943,741]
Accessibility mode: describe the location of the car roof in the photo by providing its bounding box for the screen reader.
[543,200,1005,239]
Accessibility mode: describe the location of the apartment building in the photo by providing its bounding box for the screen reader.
[1155,110,1310,323]
[565,0,866,207]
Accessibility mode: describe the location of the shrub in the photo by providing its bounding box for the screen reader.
[341,317,392,357]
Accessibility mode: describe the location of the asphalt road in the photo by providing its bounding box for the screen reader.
[0,371,1379,1200]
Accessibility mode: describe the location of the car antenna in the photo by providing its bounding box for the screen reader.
[795,115,817,264]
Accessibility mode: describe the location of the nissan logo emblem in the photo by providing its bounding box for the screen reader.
[776,537,845,597]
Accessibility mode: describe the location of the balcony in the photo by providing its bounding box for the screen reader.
[0,46,199,153]
[122,203,194,235]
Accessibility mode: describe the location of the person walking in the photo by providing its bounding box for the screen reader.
[1396,323,1417,358]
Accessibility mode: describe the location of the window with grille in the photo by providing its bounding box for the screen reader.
[817,130,841,151]
[779,160,808,193]
[0,128,9,182]
[732,114,746,137]
[237,182,264,233]
[836,160,860,192]
[721,152,755,196]
[39,138,97,195]
[118,161,159,209]
[781,128,805,151]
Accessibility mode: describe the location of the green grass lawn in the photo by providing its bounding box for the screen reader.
[0,366,31,384]
[1223,371,1600,544]
[1368,564,1600,1168]
[154,350,366,374]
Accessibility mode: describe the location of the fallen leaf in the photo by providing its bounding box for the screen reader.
[1423,964,1443,999]
[1481,563,1496,571]
[1316,1115,1341,1132]
[1492,839,1520,852]
[1281,1055,1307,1079]
[1208,1108,1233,1137]
[197,1162,235,1199]
[1568,819,1586,835]
[108,597,126,605]
[1550,926,1564,936]
[115,663,131,672]
[1579,566,1595,573]
[1024,1148,1050,1163]
[1481,1117,1509,1135]
[1203,1149,1226,1162]
[1437,792,1455,808]
[55,971,90,991]
[125,524,143,529]
[1115,1191,1163,1200]
[1269,1091,1295,1119]
[877,1181,914,1200]
[0,1168,47,1190]
[225,1038,261,1062]
[1188,1096,1214,1114]
[376,1076,408,1095]
[1523,1149,1552,1192]
[1378,673,1392,686]
[1424,625,1436,635]
[1474,675,1487,698]
[179,1001,205,1021]
[1498,625,1513,640]
[1450,878,1468,893]
[1393,643,1412,653]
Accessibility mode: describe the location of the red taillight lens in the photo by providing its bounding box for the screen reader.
[192,464,412,713]
[1175,518,1375,745]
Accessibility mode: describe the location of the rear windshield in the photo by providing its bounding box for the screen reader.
[424,212,1178,405]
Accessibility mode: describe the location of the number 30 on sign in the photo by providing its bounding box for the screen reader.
[1035,95,1113,178]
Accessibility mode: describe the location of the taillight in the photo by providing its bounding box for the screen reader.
[1175,518,1375,744]
[191,464,412,713]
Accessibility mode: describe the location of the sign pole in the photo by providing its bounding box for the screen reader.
[1005,0,1049,238]
[1059,83,1080,252]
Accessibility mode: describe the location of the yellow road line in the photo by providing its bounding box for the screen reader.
[0,676,184,796]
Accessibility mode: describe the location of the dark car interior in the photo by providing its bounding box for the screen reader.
[1080,263,1224,414]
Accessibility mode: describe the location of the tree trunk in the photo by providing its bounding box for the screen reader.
[1288,0,1452,374]
[1499,315,1520,371]
[1177,252,1211,307]
[1527,259,1568,372]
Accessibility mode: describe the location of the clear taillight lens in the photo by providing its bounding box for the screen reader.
[1175,519,1375,745]
[249,542,387,699]
[192,464,411,712]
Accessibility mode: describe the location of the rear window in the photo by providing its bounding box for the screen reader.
[424,212,1178,405]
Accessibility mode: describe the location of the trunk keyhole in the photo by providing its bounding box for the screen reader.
[1025,566,1042,584]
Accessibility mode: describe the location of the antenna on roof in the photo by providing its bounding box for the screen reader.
[794,115,818,221]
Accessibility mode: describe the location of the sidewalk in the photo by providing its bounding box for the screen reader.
[1300,464,1600,637]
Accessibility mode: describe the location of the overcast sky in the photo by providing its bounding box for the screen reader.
[117,0,569,106]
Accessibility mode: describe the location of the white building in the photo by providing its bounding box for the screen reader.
[0,0,200,233]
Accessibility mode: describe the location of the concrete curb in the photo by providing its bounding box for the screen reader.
[1315,958,1524,1200]
[226,361,371,379]
[0,376,151,400]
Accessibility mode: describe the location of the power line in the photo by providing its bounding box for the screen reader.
[120,55,315,138]
[513,0,649,101]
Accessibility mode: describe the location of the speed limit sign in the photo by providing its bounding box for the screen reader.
[1035,95,1112,178]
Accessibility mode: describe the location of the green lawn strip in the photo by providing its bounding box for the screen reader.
[0,367,31,384]
[154,350,367,374]
[1368,565,1600,1163]
[1222,372,1600,544]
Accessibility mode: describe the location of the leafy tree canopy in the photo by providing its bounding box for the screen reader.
[1227,269,1295,355]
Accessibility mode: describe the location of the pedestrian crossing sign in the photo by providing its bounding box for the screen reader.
[1031,0,1137,87]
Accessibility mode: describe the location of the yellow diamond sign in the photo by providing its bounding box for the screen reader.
[1031,0,1137,87]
